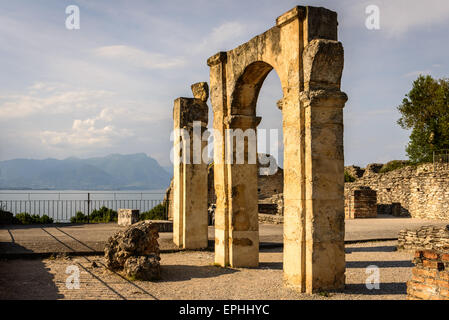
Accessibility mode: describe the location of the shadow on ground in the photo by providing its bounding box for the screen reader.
[159,264,239,282]
[346,260,414,268]
[344,282,407,295]
[0,242,63,299]
[259,262,283,270]
[345,245,398,254]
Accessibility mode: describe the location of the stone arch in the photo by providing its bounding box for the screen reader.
[207,6,348,293]
[231,61,275,116]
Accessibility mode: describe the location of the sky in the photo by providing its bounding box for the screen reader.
[0,0,449,168]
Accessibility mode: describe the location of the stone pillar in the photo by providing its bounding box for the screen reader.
[283,38,347,293]
[207,52,230,266]
[172,83,209,249]
[225,114,261,267]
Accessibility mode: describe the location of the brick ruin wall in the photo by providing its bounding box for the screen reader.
[407,249,449,300]
[345,163,449,220]
[345,187,377,219]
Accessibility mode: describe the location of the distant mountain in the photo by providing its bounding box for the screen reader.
[0,153,172,190]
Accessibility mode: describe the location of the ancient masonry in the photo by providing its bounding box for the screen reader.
[407,250,449,300]
[117,209,139,226]
[345,163,449,220]
[344,187,377,219]
[165,160,284,221]
[397,225,449,252]
[171,6,348,293]
[172,82,209,249]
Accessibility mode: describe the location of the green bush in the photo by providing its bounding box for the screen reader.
[70,211,87,223]
[140,203,167,221]
[344,171,356,182]
[14,212,53,224]
[70,207,117,223]
[379,160,413,173]
[0,208,18,225]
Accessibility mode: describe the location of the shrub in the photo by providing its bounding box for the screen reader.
[140,203,167,221]
[70,207,117,223]
[344,171,356,182]
[0,208,18,225]
[379,160,413,173]
[14,212,53,224]
[70,211,87,223]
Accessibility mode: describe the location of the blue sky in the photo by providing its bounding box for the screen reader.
[1,0,449,168]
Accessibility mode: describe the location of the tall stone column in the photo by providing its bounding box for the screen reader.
[172,83,209,249]
[284,38,347,293]
[208,52,230,266]
[225,115,261,267]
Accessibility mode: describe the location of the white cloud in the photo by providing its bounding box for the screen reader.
[0,82,112,119]
[93,45,185,69]
[41,112,134,149]
[196,21,249,54]
[346,0,449,37]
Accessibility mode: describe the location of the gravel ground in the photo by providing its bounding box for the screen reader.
[0,240,413,300]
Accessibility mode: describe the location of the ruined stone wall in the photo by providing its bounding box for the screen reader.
[345,163,449,220]
[397,225,449,252]
[258,169,283,200]
[345,187,377,219]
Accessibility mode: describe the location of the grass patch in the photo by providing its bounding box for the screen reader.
[344,171,356,182]
[379,160,414,173]
[317,291,333,298]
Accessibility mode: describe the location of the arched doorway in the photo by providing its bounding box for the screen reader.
[207,6,348,293]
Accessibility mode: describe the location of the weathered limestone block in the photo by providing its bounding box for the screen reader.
[118,209,140,226]
[104,221,160,280]
[172,84,209,249]
[191,82,209,102]
[123,256,160,280]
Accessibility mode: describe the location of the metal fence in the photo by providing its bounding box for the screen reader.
[0,192,167,223]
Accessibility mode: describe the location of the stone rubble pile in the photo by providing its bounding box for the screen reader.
[104,220,161,280]
[397,225,449,251]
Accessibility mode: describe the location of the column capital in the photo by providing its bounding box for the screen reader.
[300,90,347,108]
[207,51,227,67]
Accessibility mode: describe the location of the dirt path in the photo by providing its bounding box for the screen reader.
[0,240,413,300]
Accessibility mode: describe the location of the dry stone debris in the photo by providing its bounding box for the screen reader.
[104,220,161,280]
